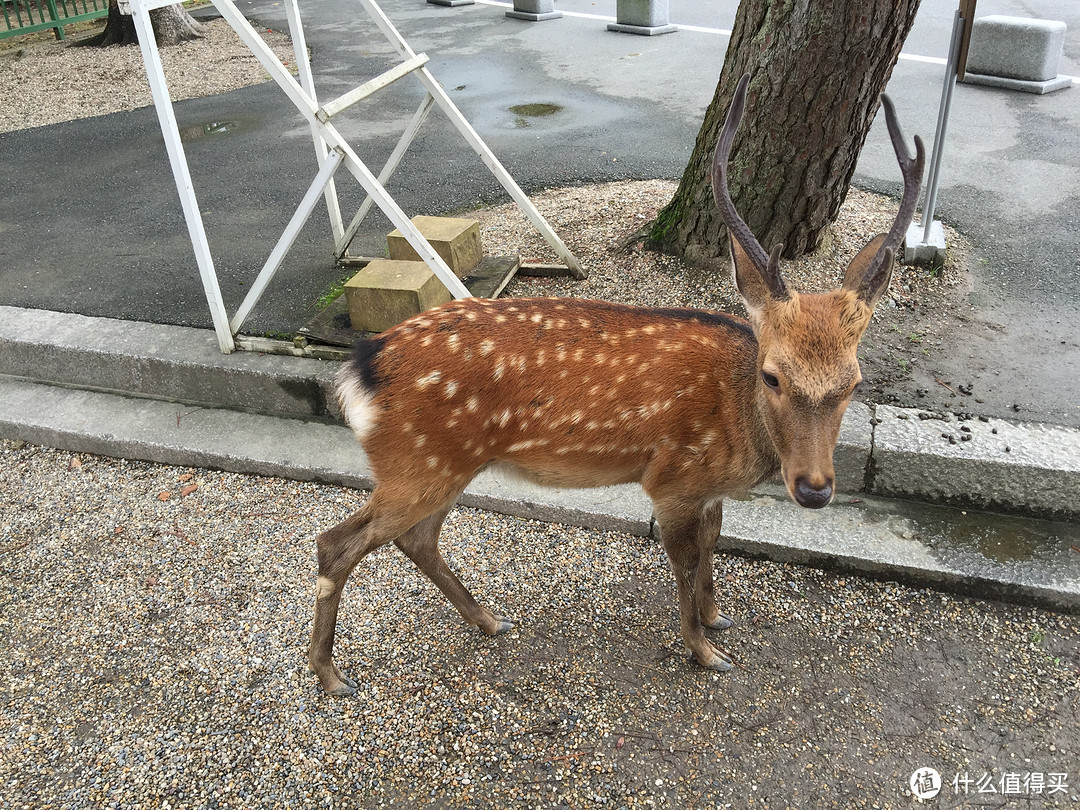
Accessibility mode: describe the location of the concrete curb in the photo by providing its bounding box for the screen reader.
[2,307,1079,613]
[4,306,1078,517]
[871,405,1080,521]
[0,306,341,421]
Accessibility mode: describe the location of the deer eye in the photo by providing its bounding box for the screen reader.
[761,370,780,390]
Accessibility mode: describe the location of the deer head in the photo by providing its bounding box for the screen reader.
[712,74,925,508]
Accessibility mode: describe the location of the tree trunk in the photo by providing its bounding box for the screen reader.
[86,0,205,47]
[650,0,921,263]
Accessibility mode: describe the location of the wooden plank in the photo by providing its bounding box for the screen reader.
[319,53,429,121]
[461,254,520,299]
[519,261,574,277]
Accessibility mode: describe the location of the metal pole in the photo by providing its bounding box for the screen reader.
[921,8,964,242]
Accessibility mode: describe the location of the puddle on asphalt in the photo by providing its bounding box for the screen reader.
[846,495,1080,568]
[508,102,563,128]
[179,118,254,142]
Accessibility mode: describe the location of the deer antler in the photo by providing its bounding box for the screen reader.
[854,94,926,297]
[711,73,789,301]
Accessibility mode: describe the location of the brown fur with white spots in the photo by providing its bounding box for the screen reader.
[308,74,924,695]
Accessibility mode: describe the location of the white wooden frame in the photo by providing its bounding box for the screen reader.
[130,0,584,352]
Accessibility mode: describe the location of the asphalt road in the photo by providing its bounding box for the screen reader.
[0,0,1077,424]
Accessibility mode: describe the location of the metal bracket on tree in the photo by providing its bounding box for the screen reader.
[128,0,585,353]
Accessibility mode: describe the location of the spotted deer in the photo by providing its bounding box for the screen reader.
[309,74,924,696]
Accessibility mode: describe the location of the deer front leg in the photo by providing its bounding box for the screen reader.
[654,503,733,672]
[697,499,733,631]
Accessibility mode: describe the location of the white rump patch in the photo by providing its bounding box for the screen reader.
[336,367,377,442]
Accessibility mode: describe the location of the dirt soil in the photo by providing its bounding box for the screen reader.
[473,182,976,420]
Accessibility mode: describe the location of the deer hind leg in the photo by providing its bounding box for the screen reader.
[696,499,733,631]
[653,501,734,672]
[307,489,455,696]
[394,506,515,636]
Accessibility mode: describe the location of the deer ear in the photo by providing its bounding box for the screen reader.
[732,239,787,319]
[842,232,894,305]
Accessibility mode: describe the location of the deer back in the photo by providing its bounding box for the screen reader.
[338,297,779,504]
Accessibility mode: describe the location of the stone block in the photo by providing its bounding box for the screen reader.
[343,260,452,333]
[608,0,677,35]
[506,0,561,21]
[963,15,1070,93]
[427,0,473,6]
[870,404,1080,521]
[387,216,483,276]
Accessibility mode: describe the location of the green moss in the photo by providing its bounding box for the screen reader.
[315,271,354,311]
[262,330,296,342]
[648,197,685,248]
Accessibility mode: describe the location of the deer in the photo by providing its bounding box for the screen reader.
[308,73,924,696]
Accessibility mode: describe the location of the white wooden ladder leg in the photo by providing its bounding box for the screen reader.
[357,0,586,278]
[130,0,236,352]
[285,0,345,244]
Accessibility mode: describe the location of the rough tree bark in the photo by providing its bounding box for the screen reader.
[87,0,205,47]
[649,0,922,263]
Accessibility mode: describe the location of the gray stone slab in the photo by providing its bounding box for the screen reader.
[836,400,873,494]
[606,22,677,36]
[718,487,1080,613]
[0,306,341,420]
[0,376,371,487]
[870,404,1080,520]
[962,72,1072,94]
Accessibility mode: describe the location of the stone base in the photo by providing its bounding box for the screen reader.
[428,0,474,5]
[962,72,1072,94]
[606,22,677,35]
[904,220,946,266]
[387,216,483,276]
[343,260,453,333]
[506,10,562,20]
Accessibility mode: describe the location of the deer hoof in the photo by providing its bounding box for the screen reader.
[329,681,358,697]
[494,617,515,634]
[704,613,734,630]
[698,647,734,672]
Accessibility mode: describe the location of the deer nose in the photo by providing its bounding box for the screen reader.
[793,477,833,509]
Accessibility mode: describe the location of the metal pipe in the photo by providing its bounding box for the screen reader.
[922,8,965,242]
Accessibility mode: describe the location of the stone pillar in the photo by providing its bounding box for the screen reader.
[607,0,677,36]
[506,0,562,22]
[962,16,1071,94]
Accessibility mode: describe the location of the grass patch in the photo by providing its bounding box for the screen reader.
[315,271,355,311]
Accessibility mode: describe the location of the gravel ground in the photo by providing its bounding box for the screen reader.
[0,18,294,133]
[2,440,1078,808]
